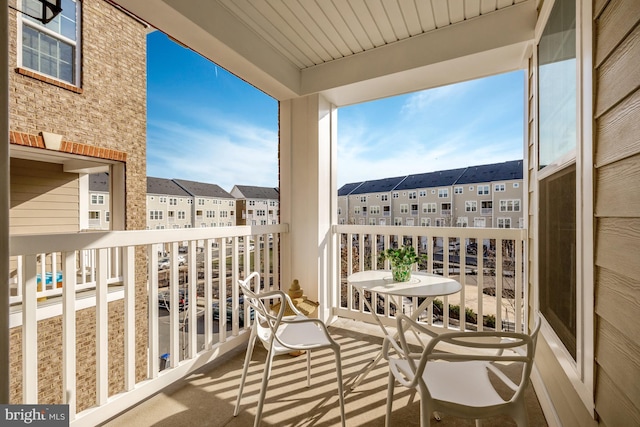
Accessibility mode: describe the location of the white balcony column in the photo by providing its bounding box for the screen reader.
[280,93,338,321]
[0,1,10,403]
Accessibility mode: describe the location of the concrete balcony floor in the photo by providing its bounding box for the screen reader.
[103,319,547,427]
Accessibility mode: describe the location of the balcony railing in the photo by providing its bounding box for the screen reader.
[8,223,527,426]
[9,224,286,426]
[334,224,527,334]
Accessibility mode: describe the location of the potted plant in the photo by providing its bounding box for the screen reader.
[379,245,427,282]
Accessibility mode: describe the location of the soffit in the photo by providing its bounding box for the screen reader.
[112,0,536,105]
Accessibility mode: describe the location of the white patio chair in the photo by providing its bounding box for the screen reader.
[233,272,346,427]
[383,314,540,427]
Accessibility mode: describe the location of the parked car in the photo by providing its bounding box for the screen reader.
[213,296,253,326]
[158,289,188,311]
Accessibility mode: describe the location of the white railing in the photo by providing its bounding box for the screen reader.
[9,224,287,426]
[333,224,527,334]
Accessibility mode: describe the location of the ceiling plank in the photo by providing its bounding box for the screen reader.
[350,0,387,47]
[398,0,422,36]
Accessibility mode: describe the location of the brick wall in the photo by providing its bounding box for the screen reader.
[8,0,149,409]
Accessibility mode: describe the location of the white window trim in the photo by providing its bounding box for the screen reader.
[532,0,595,413]
[17,0,82,86]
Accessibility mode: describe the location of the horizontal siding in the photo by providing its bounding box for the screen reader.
[596,368,640,427]
[595,87,640,167]
[595,0,640,67]
[595,154,640,217]
[10,159,79,234]
[596,217,640,278]
[595,24,640,117]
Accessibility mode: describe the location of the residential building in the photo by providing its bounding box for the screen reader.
[173,179,236,227]
[87,172,110,230]
[230,185,280,226]
[2,1,639,426]
[6,0,148,412]
[339,161,524,228]
[146,177,193,230]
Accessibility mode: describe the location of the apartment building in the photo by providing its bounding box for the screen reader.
[231,185,280,225]
[338,160,523,228]
[173,179,236,227]
[147,177,193,229]
[87,172,110,230]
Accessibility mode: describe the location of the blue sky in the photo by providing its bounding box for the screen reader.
[147,32,524,192]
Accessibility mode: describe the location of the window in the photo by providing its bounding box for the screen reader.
[457,217,468,227]
[187,199,193,204]
[408,191,417,199]
[454,187,463,194]
[435,218,444,227]
[420,218,431,226]
[477,185,489,195]
[20,0,80,85]
[360,196,367,202]
[370,206,380,215]
[400,204,408,214]
[257,210,266,216]
[169,198,177,205]
[229,200,234,207]
[494,184,506,192]
[481,200,493,214]
[465,201,477,212]
[89,211,100,220]
[91,194,104,205]
[105,211,109,222]
[178,211,185,220]
[168,211,175,220]
[497,217,511,229]
[149,210,163,220]
[411,204,418,214]
[220,211,228,218]
[423,203,436,213]
[198,199,205,205]
[354,206,361,215]
[159,197,167,203]
[419,190,426,197]
[392,192,399,199]
[196,210,203,218]
[438,189,449,198]
[381,194,388,201]
[206,210,215,218]
[369,218,376,225]
[394,218,403,226]
[473,217,485,228]
[441,203,451,214]
[499,199,521,212]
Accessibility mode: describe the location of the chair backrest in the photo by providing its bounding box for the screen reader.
[387,315,541,403]
[237,272,288,344]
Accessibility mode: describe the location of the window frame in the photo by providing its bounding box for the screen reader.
[17,0,82,86]
[532,0,594,412]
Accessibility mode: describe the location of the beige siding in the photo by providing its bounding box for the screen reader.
[594,0,640,425]
[10,158,79,234]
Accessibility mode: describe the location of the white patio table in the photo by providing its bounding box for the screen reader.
[347,270,462,389]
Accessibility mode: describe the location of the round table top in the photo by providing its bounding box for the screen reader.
[347,270,462,298]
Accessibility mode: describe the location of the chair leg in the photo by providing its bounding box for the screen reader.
[420,397,431,427]
[306,350,311,387]
[334,348,346,427]
[234,326,258,417]
[254,348,274,427]
[385,371,394,427]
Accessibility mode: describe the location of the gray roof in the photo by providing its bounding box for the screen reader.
[174,179,234,199]
[147,177,192,197]
[233,185,279,199]
[345,176,407,195]
[89,173,109,192]
[338,160,523,195]
[395,168,467,191]
[454,160,523,184]
[338,182,363,196]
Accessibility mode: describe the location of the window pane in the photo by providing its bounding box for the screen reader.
[538,0,576,169]
[539,165,576,359]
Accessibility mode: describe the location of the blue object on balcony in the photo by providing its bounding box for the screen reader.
[36,271,63,285]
